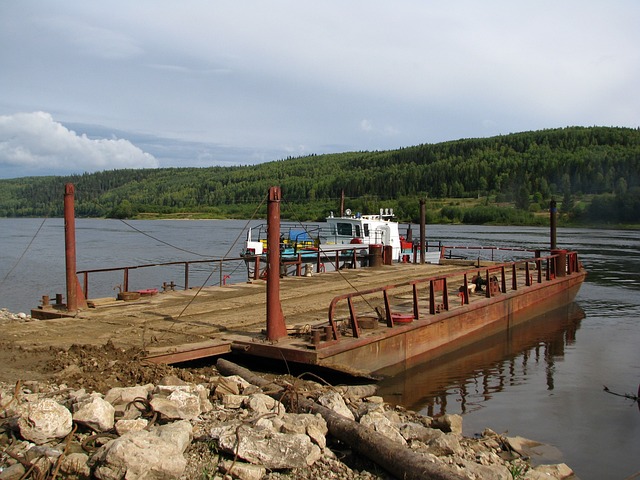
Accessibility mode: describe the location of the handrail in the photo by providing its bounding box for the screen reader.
[77,256,247,299]
[326,250,581,341]
[244,244,371,280]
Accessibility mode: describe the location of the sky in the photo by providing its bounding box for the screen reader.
[0,1,638,179]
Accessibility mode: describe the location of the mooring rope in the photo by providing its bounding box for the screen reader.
[281,198,379,315]
[154,194,267,337]
[119,219,211,258]
[0,217,47,286]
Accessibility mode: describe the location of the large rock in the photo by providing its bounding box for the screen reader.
[115,418,148,436]
[104,385,154,419]
[17,398,73,444]
[149,390,199,421]
[431,413,463,435]
[525,463,574,479]
[150,384,212,421]
[24,445,62,463]
[244,393,285,417]
[360,411,407,445]
[217,428,321,469]
[398,421,440,442]
[59,452,91,478]
[214,375,251,397]
[219,460,266,480]
[427,432,463,456]
[73,396,116,432]
[154,384,213,414]
[458,460,512,480]
[221,393,247,409]
[104,385,154,406]
[0,463,26,480]
[280,413,328,449]
[91,430,188,480]
[317,391,355,420]
[150,420,193,454]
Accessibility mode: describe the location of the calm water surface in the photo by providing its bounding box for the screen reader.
[1,219,638,479]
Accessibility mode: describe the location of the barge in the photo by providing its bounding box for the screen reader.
[28,184,586,378]
[155,187,586,376]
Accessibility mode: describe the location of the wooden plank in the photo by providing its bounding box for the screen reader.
[143,339,232,364]
[86,297,120,307]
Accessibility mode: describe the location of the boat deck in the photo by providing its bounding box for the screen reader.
[4,254,586,377]
[9,262,463,353]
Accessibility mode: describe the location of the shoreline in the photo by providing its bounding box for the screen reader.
[0,352,575,480]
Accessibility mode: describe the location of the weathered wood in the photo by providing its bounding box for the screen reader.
[216,358,469,480]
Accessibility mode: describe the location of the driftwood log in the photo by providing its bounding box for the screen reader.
[216,358,469,480]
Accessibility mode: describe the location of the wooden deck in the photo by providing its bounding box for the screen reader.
[9,262,463,353]
[7,253,585,376]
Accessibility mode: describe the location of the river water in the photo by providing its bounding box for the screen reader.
[1,218,638,479]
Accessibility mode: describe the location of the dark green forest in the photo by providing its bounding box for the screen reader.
[1,126,639,226]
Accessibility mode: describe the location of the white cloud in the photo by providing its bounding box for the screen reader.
[0,112,158,176]
[0,1,638,177]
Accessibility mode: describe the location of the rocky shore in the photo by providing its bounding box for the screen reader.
[0,308,32,324]
[0,309,576,480]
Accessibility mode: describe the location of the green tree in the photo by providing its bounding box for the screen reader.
[561,174,574,214]
[108,200,135,219]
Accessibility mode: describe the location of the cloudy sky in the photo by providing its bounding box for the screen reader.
[0,1,638,179]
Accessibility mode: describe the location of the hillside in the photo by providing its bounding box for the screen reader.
[1,126,639,226]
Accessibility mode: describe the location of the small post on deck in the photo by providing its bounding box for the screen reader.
[419,199,426,264]
[550,199,557,251]
[266,186,288,341]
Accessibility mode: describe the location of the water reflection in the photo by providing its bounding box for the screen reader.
[377,303,585,417]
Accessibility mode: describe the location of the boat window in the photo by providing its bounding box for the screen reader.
[364,224,369,237]
[355,225,361,237]
[337,223,352,236]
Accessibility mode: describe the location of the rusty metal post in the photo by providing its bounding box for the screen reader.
[64,184,78,311]
[419,199,426,264]
[266,187,287,341]
[316,249,321,275]
[550,199,557,251]
[429,280,436,314]
[123,268,130,293]
[254,256,261,280]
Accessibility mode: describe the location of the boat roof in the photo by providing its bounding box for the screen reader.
[328,208,396,222]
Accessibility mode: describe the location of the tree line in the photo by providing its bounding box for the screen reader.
[0,126,639,226]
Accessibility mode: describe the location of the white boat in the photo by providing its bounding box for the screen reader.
[244,208,441,266]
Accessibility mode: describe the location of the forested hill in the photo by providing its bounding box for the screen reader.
[1,126,639,225]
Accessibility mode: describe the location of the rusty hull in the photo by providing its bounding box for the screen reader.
[230,268,586,376]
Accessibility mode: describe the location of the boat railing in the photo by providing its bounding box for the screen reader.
[250,223,321,245]
[244,244,371,280]
[324,250,582,343]
[76,256,248,300]
[441,245,537,262]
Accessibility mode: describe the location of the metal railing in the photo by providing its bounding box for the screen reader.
[325,250,582,341]
[77,256,247,300]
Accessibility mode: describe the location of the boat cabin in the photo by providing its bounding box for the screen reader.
[323,208,401,261]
